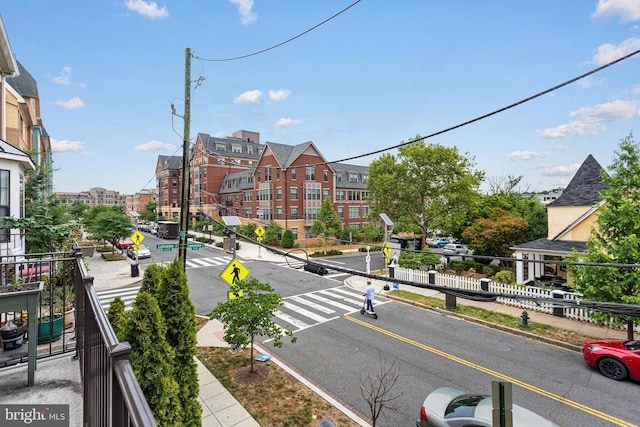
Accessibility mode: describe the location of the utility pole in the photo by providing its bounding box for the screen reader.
[178,47,191,270]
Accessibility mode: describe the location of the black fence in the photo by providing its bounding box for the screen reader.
[1,248,156,426]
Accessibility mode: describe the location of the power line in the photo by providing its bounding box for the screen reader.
[193,0,362,62]
[306,47,640,168]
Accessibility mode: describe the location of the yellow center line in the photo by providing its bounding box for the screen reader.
[346,315,637,427]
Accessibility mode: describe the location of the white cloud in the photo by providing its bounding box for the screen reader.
[504,151,546,161]
[53,97,85,109]
[234,90,262,104]
[125,0,169,20]
[631,84,640,96]
[539,99,638,138]
[274,117,302,129]
[229,0,258,25]
[590,36,640,66]
[51,138,86,153]
[268,89,291,102]
[538,163,581,177]
[592,0,640,23]
[134,140,176,152]
[51,67,72,85]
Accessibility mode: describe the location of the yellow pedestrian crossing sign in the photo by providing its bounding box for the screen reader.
[228,289,244,300]
[255,226,265,238]
[382,242,391,257]
[220,258,249,286]
[131,231,144,245]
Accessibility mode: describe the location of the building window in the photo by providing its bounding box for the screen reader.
[244,191,253,202]
[290,187,298,200]
[349,206,360,218]
[291,227,298,239]
[306,166,315,181]
[306,208,319,221]
[277,207,283,220]
[324,170,328,182]
[172,179,178,186]
[323,189,329,199]
[348,191,361,201]
[276,187,282,200]
[245,209,252,218]
[276,169,280,180]
[290,207,298,220]
[216,143,226,151]
[335,190,345,201]
[305,188,321,200]
[337,206,343,218]
[232,144,242,153]
[0,170,10,242]
[291,168,296,180]
[362,174,367,183]
[247,146,254,155]
[349,173,358,183]
[265,166,271,181]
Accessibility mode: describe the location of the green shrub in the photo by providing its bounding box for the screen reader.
[310,251,325,257]
[495,270,515,284]
[483,264,500,277]
[325,249,342,256]
[281,230,295,248]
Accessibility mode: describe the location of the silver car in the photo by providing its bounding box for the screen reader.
[126,244,151,259]
[416,387,560,427]
[442,243,469,255]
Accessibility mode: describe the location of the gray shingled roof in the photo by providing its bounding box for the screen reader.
[6,61,38,98]
[219,169,254,194]
[512,237,587,255]
[158,155,182,170]
[332,162,369,190]
[265,141,316,168]
[548,154,608,207]
[198,133,264,160]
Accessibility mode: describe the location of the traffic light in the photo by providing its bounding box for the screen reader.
[304,262,328,276]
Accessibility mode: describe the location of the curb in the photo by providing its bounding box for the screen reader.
[383,294,583,353]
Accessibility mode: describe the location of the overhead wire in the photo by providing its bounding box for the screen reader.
[193,0,363,62]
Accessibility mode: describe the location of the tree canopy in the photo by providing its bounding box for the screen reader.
[209,276,295,372]
[367,139,484,248]
[568,133,640,340]
[310,197,343,240]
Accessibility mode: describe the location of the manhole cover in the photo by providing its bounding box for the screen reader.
[317,418,334,427]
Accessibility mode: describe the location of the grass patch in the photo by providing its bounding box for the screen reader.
[388,289,594,347]
[197,347,359,427]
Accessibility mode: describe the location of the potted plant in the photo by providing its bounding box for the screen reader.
[54,285,75,329]
[1,317,27,351]
[77,240,97,257]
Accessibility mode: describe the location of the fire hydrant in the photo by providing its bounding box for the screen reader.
[520,311,529,327]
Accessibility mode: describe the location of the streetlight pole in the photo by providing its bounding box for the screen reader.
[178,47,192,270]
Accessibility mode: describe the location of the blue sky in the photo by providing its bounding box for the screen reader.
[2,0,639,195]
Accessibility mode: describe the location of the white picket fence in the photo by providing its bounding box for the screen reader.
[394,267,639,332]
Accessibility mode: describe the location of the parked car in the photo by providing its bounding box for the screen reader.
[428,238,449,248]
[126,244,151,259]
[137,222,150,232]
[442,243,469,255]
[416,387,560,427]
[582,339,640,381]
[113,238,135,250]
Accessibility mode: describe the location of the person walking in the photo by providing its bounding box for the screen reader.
[364,280,375,313]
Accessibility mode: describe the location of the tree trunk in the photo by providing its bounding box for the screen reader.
[250,335,255,372]
[628,320,635,341]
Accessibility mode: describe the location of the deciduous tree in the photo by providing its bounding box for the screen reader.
[311,197,343,240]
[462,207,529,260]
[569,133,640,340]
[367,139,484,249]
[209,276,296,372]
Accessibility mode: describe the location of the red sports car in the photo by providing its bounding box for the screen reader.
[582,339,640,381]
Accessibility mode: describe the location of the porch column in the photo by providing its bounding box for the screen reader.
[527,252,535,283]
[534,253,543,277]
[516,251,524,284]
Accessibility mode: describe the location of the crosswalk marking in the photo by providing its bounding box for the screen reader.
[304,292,357,312]
[316,288,363,306]
[185,256,233,269]
[275,310,310,329]
[325,272,348,280]
[289,296,336,314]
[281,301,334,323]
[98,285,141,312]
[265,286,389,341]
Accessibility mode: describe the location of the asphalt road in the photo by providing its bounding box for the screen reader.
[134,233,640,427]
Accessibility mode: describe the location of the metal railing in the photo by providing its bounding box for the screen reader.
[0,249,156,426]
[74,249,157,426]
